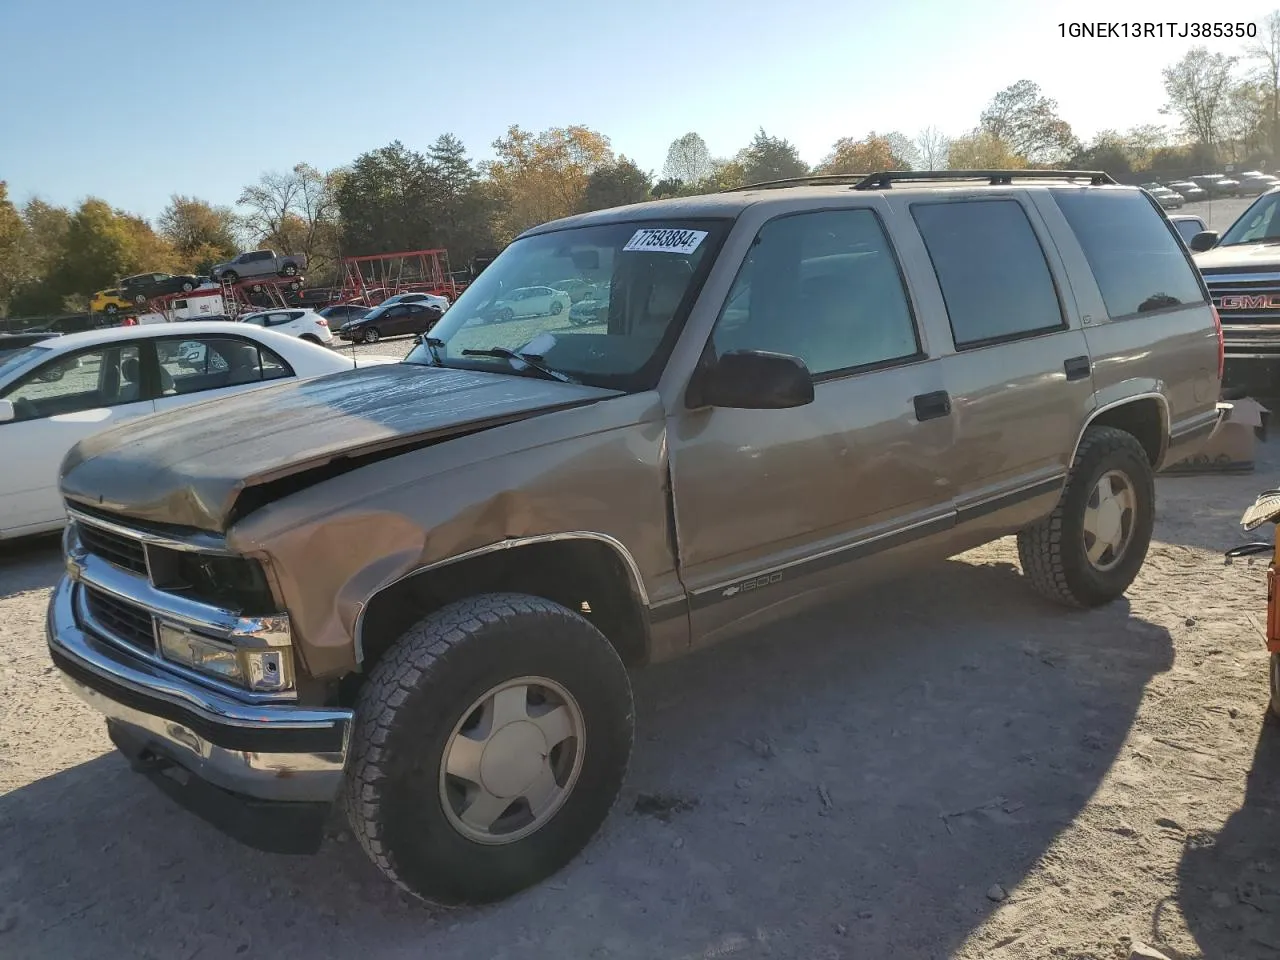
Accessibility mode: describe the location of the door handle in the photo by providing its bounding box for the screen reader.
[913,390,952,421]
[1064,355,1092,381]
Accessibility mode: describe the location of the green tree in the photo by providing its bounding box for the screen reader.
[979,80,1078,164]
[581,157,652,211]
[336,141,437,255]
[425,133,495,266]
[736,129,808,185]
[1071,130,1134,176]
[157,195,239,273]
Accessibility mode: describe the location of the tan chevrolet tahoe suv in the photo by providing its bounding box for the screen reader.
[46,170,1225,904]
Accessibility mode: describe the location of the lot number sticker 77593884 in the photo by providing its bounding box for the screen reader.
[622,228,708,256]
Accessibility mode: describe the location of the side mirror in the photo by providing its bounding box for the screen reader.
[1189,230,1219,252]
[0,400,13,423]
[689,349,814,410]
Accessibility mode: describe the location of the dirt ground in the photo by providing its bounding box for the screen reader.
[2,433,1280,960]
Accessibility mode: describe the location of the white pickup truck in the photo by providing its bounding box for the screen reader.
[210,249,308,284]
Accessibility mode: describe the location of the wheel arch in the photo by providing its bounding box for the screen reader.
[1072,392,1170,470]
[353,532,652,676]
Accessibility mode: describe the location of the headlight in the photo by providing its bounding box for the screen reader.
[157,619,295,693]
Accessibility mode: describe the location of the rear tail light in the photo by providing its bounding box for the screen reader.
[316,319,328,327]
[1211,305,1224,381]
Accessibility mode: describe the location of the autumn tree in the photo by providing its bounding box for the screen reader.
[47,199,174,300]
[0,183,24,309]
[1071,130,1134,176]
[1161,47,1239,147]
[157,195,238,273]
[581,157,653,211]
[736,129,808,185]
[916,126,952,170]
[662,132,713,185]
[979,80,1078,164]
[946,130,1027,169]
[486,125,614,240]
[818,133,914,174]
[699,158,747,191]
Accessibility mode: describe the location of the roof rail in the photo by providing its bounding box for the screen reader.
[720,173,871,193]
[853,169,1116,189]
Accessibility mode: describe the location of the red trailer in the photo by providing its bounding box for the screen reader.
[336,249,465,307]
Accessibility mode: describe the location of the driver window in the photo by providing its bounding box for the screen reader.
[1236,199,1279,243]
[2,344,144,422]
[712,209,921,376]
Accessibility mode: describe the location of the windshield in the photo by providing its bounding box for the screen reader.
[1218,191,1280,246]
[405,219,728,390]
[0,345,53,381]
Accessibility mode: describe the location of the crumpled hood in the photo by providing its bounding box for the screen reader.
[60,363,620,532]
[1194,243,1280,272]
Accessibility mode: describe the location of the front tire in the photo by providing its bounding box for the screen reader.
[362,327,380,344]
[282,263,298,277]
[181,281,194,292]
[344,594,634,904]
[1017,425,1155,608]
[222,271,238,284]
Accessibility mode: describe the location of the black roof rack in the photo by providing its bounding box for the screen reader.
[853,169,1116,189]
[721,173,871,193]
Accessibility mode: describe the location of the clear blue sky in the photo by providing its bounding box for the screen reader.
[1,0,1275,219]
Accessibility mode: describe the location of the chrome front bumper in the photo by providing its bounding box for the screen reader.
[47,575,351,804]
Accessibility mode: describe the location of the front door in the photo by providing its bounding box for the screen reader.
[667,205,955,643]
[0,343,153,534]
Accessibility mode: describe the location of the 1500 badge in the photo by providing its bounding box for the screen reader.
[722,571,784,597]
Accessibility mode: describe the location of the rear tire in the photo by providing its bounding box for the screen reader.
[181,281,194,292]
[300,334,321,344]
[1017,426,1155,608]
[344,593,634,904]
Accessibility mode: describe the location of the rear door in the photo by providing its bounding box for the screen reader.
[1037,187,1219,446]
[0,343,154,533]
[895,193,1097,527]
[151,335,294,411]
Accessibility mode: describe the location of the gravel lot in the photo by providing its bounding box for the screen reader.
[3,430,1279,958]
[1,204,1277,959]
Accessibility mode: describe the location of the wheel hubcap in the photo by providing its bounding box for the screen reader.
[439,677,585,845]
[1082,469,1137,572]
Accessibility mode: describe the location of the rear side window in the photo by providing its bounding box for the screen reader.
[911,199,1065,349]
[1053,190,1207,319]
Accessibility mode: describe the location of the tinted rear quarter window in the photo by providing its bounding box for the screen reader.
[911,198,1064,348]
[1052,189,1206,318]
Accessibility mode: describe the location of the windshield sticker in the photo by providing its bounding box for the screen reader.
[622,228,708,255]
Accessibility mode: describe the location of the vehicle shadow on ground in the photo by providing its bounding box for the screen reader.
[0,557,1172,960]
[0,533,62,599]
[1177,719,1280,958]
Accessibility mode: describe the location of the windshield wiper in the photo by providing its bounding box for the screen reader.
[460,347,577,383]
[1221,237,1280,247]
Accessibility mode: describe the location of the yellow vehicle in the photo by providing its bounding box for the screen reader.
[89,288,131,314]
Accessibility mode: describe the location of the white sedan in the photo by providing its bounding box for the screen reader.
[238,308,335,345]
[0,322,400,540]
[379,291,451,313]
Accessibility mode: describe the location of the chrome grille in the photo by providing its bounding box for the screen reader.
[83,585,156,653]
[77,522,148,575]
[1203,272,1280,326]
